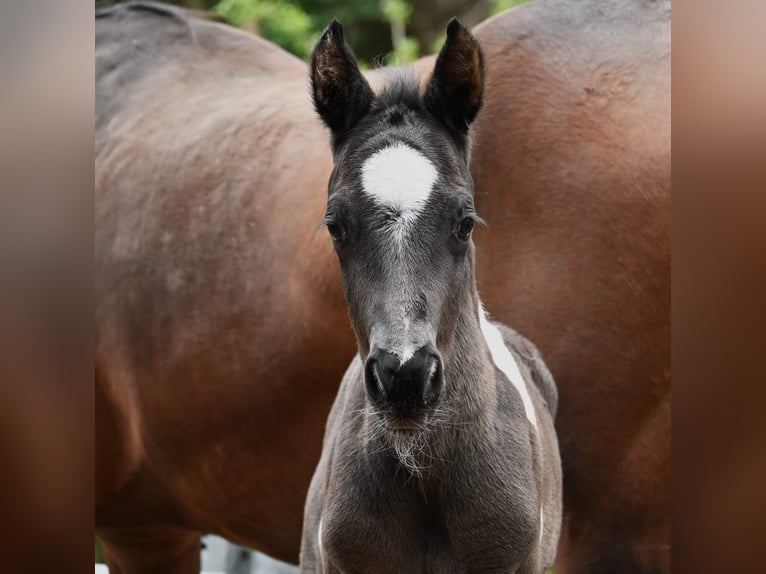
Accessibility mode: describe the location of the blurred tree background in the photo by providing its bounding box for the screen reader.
[96,0,530,66]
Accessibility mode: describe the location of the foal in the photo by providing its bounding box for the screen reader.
[301,20,561,574]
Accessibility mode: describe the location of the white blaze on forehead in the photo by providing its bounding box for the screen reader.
[361,142,437,226]
[479,305,538,430]
[360,144,435,364]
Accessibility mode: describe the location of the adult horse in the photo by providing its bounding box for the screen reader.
[469,2,670,572]
[96,1,670,573]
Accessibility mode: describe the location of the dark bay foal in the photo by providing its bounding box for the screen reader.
[300,20,562,574]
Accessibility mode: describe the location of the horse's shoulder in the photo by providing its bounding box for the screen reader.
[95,1,305,145]
[96,3,197,144]
[475,0,669,52]
[495,323,558,418]
[96,2,202,85]
[472,0,669,198]
[474,0,669,103]
[96,2,303,77]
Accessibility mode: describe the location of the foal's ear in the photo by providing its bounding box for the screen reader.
[424,18,485,138]
[311,20,374,141]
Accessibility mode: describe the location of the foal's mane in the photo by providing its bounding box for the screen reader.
[373,69,423,112]
[367,69,470,153]
[365,69,433,133]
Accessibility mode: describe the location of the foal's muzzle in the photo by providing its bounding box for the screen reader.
[364,346,444,419]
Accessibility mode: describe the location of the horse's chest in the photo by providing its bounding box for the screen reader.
[320,483,531,574]
[321,515,456,574]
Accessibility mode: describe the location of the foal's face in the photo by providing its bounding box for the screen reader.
[326,134,479,422]
[311,19,484,426]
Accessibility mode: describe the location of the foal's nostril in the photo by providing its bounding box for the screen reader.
[364,357,385,402]
[423,354,443,404]
[364,350,399,402]
[364,346,443,408]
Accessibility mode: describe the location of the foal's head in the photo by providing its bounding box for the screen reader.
[312,20,484,432]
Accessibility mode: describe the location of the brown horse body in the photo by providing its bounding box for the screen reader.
[96,3,350,568]
[469,2,671,572]
[96,1,669,573]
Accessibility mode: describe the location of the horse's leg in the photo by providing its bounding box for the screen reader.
[98,527,200,574]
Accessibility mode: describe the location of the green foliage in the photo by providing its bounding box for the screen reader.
[390,36,419,63]
[380,0,419,64]
[430,34,445,55]
[491,0,531,16]
[212,0,424,64]
[215,0,317,57]
[381,0,412,24]
[100,1,497,64]
[95,537,105,563]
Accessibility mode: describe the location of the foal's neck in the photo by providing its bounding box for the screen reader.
[440,281,497,418]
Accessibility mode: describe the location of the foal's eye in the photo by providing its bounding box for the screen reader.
[457,217,474,240]
[326,222,344,242]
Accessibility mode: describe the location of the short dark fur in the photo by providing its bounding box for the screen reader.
[311,18,484,153]
[302,19,562,574]
[310,20,375,148]
[424,18,486,137]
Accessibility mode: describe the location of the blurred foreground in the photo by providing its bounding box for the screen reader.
[95,536,298,573]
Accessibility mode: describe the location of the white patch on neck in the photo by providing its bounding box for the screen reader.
[361,142,437,236]
[478,305,538,429]
[317,518,324,562]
